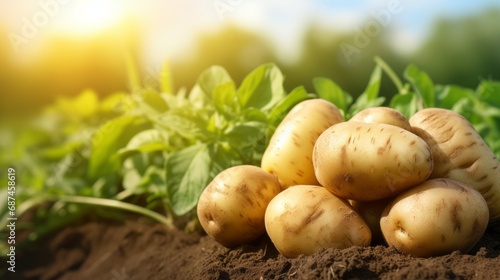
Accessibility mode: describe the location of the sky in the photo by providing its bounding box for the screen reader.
[1,0,499,65]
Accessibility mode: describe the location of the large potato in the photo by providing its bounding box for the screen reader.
[350,107,412,131]
[380,178,489,257]
[265,185,371,258]
[410,108,500,224]
[261,99,343,188]
[313,122,433,201]
[197,165,282,248]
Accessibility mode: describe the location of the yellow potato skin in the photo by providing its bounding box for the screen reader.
[380,179,489,257]
[313,122,433,201]
[350,107,412,131]
[265,185,371,258]
[261,99,343,188]
[197,165,282,248]
[410,108,500,224]
[350,198,392,244]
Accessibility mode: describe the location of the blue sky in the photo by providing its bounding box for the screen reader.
[224,0,500,60]
[314,0,500,36]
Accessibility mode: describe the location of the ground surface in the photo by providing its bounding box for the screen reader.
[5,218,500,280]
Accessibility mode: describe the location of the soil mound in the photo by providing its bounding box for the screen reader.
[5,218,500,279]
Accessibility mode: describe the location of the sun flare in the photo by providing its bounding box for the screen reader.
[53,0,129,35]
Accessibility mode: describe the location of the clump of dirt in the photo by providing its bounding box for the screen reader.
[5,218,500,279]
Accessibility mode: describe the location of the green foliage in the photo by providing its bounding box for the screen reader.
[313,77,347,113]
[1,59,500,254]
[312,64,385,119]
[88,116,152,179]
[0,62,306,246]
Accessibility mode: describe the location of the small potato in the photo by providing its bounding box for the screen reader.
[350,198,392,244]
[197,165,282,248]
[261,99,343,188]
[265,185,371,258]
[380,178,489,257]
[350,107,412,130]
[410,108,500,224]
[313,122,433,201]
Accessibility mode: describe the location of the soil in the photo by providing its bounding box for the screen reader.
[4,217,500,280]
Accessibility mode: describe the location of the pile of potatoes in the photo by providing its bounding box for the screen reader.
[197,99,500,258]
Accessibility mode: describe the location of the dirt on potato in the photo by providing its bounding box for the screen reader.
[3,217,500,280]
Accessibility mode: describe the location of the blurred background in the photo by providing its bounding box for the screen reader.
[1,0,499,122]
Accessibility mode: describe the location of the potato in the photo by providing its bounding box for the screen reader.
[313,122,433,201]
[261,99,343,188]
[265,185,371,258]
[350,107,412,130]
[410,108,500,224]
[197,165,282,248]
[380,178,489,257]
[350,198,392,244]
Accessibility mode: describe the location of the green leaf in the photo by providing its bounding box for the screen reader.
[118,129,169,159]
[212,81,237,115]
[88,116,151,178]
[135,90,169,113]
[313,77,346,111]
[476,80,500,107]
[100,93,133,114]
[404,65,435,108]
[156,112,204,140]
[344,65,384,119]
[237,63,285,110]
[38,141,82,160]
[390,93,418,119]
[363,65,382,100]
[122,155,146,193]
[436,85,475,110]
[209,143,240,173]
[55,89,99,118]
[197,66,233,97]
[121,154,164,199]
[166,143,212,215]
[187,85,209,109]
[268,86,311,124]
[225,121,267,150]
[240,108,268,123]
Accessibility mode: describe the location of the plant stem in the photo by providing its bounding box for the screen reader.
[8,195,173,228]
[374,56,404,93]
[58,195,172,226]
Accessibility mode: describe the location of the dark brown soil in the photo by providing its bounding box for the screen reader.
[5,218,500,280]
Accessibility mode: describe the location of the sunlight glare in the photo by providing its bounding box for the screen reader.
[53,0,129,35]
